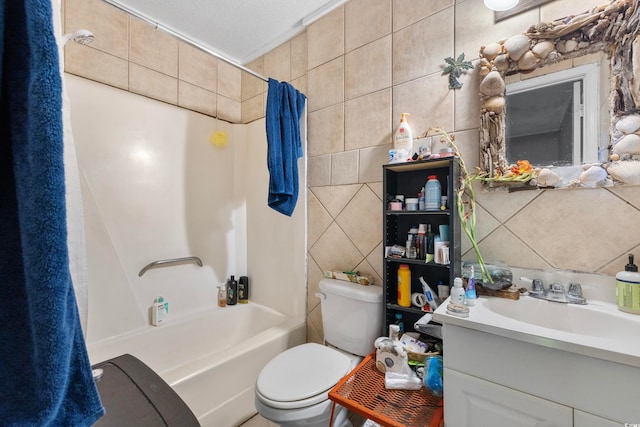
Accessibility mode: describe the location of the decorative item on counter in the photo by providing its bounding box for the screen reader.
[446,302,469,318]
[462,261,512,291]
[217,283,227,307]
[324,270,374,285]
[151,296,169,326]
[616,254,640,314]
[226,275,238,305]
[238,276,249,304]
[441,53,474,90]
[397,264,411,307]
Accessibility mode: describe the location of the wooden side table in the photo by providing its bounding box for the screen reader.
[328,353,443,427]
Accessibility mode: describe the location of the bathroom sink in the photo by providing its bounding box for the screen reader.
[434,295,640,368]
[483,297,640,340]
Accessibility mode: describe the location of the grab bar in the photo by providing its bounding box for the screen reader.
[138,256,203,277]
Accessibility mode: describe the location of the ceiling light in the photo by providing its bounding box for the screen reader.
[484,0,520,11]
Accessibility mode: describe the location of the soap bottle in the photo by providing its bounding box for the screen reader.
[616,254,640,314]
[226,275,238,305]
[397,264,411,307]
[394,113,413,157]
[450,277,466,305]
[425,175,441,211]
[217,283,227,307]
[151,296,169,326]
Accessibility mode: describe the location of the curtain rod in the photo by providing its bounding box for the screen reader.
[100,0,269,83]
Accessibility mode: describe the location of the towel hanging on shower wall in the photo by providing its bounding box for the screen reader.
[265,78,306,217]
[0,0,104,424]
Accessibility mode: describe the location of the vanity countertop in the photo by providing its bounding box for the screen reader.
[433,295,640,368]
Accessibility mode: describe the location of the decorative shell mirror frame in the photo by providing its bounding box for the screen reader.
[478,0,640,188]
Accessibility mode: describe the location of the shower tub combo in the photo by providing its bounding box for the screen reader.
[87,303,305,427]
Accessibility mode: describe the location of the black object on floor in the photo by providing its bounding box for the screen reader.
[92,354,200,427]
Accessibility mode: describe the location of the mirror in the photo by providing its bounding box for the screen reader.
[478,0,640,188]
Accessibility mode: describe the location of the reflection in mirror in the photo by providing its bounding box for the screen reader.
[505,63,601,167]
[478,0,640,189]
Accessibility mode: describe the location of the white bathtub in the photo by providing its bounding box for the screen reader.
[87,303,306,427]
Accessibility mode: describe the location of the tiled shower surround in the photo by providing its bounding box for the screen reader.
[64,0,640,344]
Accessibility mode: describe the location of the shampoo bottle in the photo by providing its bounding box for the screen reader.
[616,254,640,314]
[238,276,249,304]
[227,275,238,305]
[394,113,413,157]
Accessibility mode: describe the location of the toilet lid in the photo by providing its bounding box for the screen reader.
[256,343,352,402]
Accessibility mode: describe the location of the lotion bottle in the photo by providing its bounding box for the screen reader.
[394,113,413,157]
[151,296,169,326]
[616,254,640,314]
[450,277,466,306]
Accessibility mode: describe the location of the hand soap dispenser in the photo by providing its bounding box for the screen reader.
[616,254,640,314]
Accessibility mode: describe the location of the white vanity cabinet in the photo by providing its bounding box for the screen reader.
[439,322,636,426]
[444,368,572,427]
[573,411,621,427]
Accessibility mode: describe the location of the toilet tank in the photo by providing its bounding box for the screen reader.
[318,278,383,357]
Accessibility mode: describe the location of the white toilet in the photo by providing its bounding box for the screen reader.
[254,278,383,427]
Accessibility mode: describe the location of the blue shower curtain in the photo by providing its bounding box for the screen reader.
[0,0,104,425]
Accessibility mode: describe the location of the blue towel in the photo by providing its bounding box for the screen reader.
[265,78,306,216]
[0,0,104,425]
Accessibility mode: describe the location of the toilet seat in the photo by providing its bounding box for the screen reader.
[256,343,353,410]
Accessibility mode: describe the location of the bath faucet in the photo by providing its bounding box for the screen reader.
[528,280,587,304]
[138,256,203,277]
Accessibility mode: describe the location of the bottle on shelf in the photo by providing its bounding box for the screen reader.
[418,187,425,211]
[426,224,435,263]
[417,224,426,259]
[425,175,441,211]
[397,264,411,307]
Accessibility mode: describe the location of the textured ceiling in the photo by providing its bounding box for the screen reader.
[106,0,345,65]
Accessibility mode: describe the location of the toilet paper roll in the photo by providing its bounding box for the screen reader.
[411,292,427,308]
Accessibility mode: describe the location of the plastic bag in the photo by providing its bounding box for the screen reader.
[424,355,443,397]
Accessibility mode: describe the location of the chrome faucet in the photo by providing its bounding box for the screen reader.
[527,280,587,305]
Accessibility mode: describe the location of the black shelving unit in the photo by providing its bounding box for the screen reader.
[382,158,461,336]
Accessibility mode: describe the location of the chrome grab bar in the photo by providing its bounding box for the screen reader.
[138,256,203,277]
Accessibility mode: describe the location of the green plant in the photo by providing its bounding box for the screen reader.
[442,53,474,90]
[423,127,491,282]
